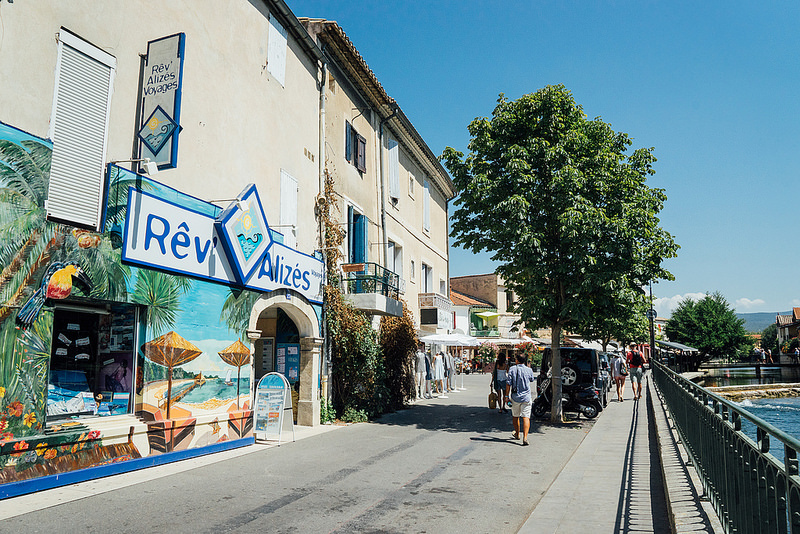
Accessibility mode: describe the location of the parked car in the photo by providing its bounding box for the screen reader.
[540,347,605,409]
[537,347,608,419]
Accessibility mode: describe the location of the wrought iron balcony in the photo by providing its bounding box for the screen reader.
[340,262,402,317]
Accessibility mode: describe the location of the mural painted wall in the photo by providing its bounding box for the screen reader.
[0,121,255,486]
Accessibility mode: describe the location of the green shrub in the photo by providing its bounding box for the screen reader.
[342,406,368,423]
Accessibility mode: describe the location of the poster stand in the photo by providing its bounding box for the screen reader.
[253,372,295,445]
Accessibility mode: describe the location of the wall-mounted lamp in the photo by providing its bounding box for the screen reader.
[110,158,159,176]
[209,198,249,212]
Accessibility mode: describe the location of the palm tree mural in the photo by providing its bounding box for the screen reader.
[130,268,193,338]
[0,138,65,322]
[220,289,260,341]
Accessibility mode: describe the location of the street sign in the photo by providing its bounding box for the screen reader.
[646,309,657,320]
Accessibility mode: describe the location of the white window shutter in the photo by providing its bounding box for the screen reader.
[47,30,116,231]
[280,169,298,247]
[423,179,431,232]
[386,136,399,200]
[386,241,395,273]
[267,14,288,87]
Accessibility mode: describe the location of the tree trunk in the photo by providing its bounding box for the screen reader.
[550,322,563,423]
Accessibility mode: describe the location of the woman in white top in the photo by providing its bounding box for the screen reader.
[433,351,446,397]
[611,354,627,402]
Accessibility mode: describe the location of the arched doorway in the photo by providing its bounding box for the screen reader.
[249,291,322,426]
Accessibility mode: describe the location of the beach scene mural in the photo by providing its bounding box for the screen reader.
[0,121,255,484]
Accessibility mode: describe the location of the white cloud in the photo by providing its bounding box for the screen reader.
[735,298,766,310]
[654,293,706,318]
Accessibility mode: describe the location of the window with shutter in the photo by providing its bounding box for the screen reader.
[280,169,298,248]
[345,121,352,163]
[423,179,431,232]
[386,136,399,200]
[387,241,396,273]
[356,134,367,173]
[47,29,116,231]
[267,14,288,87]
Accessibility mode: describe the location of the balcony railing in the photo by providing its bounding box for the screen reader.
[418,292,452,312]
[470,328,500,337]
[341,262,399,300]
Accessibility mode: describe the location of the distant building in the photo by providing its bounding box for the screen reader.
[776,308,800,347]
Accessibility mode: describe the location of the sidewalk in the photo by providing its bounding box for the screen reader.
[519,373,722,534]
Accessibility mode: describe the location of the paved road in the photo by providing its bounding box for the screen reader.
[0,374,595,534]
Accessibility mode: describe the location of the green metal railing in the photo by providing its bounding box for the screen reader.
[651,359,800,533]
[341,262,399,299]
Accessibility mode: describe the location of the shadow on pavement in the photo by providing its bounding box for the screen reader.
[372,401,593,437]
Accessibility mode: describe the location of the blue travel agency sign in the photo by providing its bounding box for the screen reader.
[121,187,324,304]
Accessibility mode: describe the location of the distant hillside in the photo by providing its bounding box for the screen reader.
[737,311,787,333]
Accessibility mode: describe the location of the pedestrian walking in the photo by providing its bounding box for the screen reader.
[433,350,446,397]
[794,347,799,364]
[424,350,433,398]
[415,344,426,399]
[611,353,627,402]
[491,354,509,413]
[767,348,773,364]
[446,351,457,392]
[505,353,536,446]
[627,344,647,401]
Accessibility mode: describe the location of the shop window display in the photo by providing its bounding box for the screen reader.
[47,304,138,420]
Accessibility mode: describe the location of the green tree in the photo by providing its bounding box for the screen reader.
[442,85,678,422]
[665,292,748,367]
[576,286,650,351]
[761,323,778,353]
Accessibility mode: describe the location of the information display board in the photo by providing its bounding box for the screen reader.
[254,372,294,443]
[277,343,300,383]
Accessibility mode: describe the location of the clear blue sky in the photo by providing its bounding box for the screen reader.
[289,1,800,317]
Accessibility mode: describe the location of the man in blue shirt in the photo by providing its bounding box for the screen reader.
[505,353,536,446]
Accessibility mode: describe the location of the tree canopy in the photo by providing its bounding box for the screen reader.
[442,85,678,421]
[665,292,749,364]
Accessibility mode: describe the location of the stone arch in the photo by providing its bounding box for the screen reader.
[249,290,320,339]
[249,289,322,426]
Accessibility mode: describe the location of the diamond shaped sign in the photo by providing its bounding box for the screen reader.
[138,105,178,156]
[214,184,273,285]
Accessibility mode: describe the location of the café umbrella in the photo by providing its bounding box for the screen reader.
[218,339,251,409]
[142,331,202,419]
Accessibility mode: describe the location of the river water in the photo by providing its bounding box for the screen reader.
[701,367,800,441]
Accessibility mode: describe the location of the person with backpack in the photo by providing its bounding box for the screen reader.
[611,353,628,402]
[627,344,647,400]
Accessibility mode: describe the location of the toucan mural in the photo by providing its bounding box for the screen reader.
[16,262,93,327]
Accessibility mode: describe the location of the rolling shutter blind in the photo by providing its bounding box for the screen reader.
[48,30,115,231]
[386,135,400,200]
[280,169,298,247]
[267,15,288,87]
